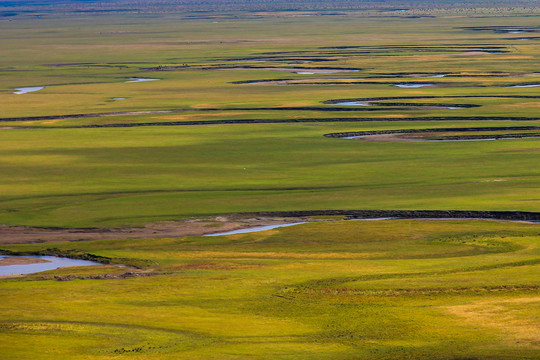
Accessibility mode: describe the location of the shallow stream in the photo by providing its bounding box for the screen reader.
[0,255,101,275]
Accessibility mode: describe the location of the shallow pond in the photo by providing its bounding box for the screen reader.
[333,101,371,106]
[125,78,159,83]
[13,86,45,94]
[0,255,101,275]
[204,222,307,236]
[394,83,434,88]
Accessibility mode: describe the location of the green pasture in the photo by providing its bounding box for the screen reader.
[0,11,539,226]
[0,123,539,227]
[1,220,539,359]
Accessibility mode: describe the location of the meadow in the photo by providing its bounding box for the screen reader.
[1,219,539,359]
[0,2,539,359]
[1,11,540,226]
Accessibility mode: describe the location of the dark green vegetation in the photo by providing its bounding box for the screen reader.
[1,220,539,359]
[1,2,539,359]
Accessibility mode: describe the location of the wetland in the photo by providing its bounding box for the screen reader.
[1,3,539,359]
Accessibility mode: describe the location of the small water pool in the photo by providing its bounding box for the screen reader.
[509,84,540,88]
[13,86,45,94]
[394,83,434,88]
[125,78,160,83]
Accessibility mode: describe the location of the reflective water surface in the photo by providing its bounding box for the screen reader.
[0,255,101,275]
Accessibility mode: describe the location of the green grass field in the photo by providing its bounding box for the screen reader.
[0,123,539,227]
[0,2,539,359]
[1,12,540,227]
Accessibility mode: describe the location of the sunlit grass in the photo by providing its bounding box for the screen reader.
[1,220,539,359]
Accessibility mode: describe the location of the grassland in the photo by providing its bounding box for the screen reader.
[1,123,540,227]
[0,2,539,359]
[1,10,540,226]
[1,219,539,359]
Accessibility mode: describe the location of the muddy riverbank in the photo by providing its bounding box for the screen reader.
[0,217,311,245]
[1,210,539,245]
[324,126,540,141]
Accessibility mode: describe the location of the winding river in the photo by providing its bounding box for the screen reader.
[204,222,307,236]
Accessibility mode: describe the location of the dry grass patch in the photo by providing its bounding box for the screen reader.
[446,297,540,348]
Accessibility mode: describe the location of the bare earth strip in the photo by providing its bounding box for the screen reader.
[2,210,539,245]
[0,217,309,245]
[0,256,49,266]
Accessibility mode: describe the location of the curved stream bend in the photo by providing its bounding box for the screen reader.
[323,94,540,106]
[241,209,540,222]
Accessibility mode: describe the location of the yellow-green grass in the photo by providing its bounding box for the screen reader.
[1,220,538,359]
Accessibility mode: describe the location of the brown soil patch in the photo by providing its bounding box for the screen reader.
[0,256,49,266]
[0,216,310,245]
